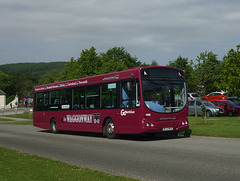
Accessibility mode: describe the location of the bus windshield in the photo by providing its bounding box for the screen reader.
[141,67,187,113]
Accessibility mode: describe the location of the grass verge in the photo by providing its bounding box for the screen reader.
[4,111,32,119]
[0,111,32,125]
[189,116,240,138]
[0,118,14,122]
[0,147,137,181]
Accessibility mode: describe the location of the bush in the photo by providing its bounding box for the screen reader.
[6,95,15,105]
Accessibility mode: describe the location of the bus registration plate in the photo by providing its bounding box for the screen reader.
[163,127,173,131]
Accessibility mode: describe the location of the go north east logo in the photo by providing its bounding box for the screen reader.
[63,114,100,124]
[120,109,135,116]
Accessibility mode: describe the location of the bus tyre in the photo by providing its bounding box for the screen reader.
[104,119,118,139]
[50,119,58,134]
[184,129,192,137]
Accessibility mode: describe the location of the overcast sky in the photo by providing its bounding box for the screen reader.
[1,0,239,66]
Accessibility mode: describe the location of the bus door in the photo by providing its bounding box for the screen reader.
[119,80,141,131]
[34,92,49,127]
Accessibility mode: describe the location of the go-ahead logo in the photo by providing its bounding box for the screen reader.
[120,109,135,116]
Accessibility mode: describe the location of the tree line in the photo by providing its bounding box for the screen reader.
[168,45,240,97]
[0,62,66,103]
[0,45,239,102]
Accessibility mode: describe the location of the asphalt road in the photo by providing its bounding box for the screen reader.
[0,124,239,181]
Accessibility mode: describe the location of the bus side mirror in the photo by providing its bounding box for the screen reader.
[136,101,140,107]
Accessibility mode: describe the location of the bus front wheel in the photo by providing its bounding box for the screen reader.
[50,119,58,134]
[104,119,118,139]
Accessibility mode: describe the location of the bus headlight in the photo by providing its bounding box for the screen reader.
[182,121,188,125]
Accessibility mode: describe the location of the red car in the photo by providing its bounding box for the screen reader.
[209,100,240,116]
[202,92,228,101]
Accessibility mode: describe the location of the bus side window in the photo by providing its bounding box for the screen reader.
[72,87,85,110]
[85,85,99,109]
[61,89,72,110]
[49,90,60,110]
[100,83,117,109]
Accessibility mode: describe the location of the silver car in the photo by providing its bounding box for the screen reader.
[188,100,224,117]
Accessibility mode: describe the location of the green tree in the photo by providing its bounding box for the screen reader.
[60,47,101,80]
[38,68,62,85]
[167,56,196,92]
[0,62,66,75]
[201,103,207,124]
[59,57,81,80]
[150,60,158,66]
[220,45,240,96]
[5,74,36,98]
[0,70,10,92]
[100,47,141,74]
[60,46,142,80]
[0,62,66,98]
[195,51,221,95]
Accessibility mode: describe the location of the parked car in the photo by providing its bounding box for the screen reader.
[226,97,240,106]
[188,100,224,117]
[209,100,240,116]
[188,93,201,100]
[201,92,228,101]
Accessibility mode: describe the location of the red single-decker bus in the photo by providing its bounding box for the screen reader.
[33,66,190,138]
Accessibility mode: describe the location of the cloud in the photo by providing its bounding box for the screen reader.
[0,0,239,65]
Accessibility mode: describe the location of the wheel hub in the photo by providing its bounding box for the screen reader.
[107,123,114,135]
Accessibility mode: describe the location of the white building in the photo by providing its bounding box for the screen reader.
[0,90,6,109]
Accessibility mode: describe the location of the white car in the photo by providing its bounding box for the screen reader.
[188,93,201,101]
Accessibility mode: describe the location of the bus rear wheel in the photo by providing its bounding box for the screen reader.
[104,119,118,139]
[50,119,58,134]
